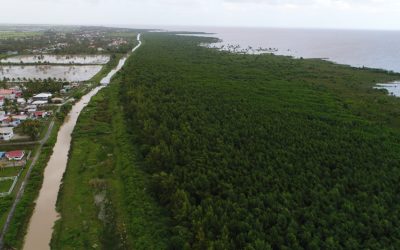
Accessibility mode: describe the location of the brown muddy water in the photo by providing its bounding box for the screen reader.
[22,33,141,250]
[22,86,104,250]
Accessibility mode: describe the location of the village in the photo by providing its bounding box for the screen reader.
[0,80,85,197]
[0,27,129,201]
[0,25,142,249]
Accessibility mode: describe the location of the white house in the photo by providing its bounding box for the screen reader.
[32,100,48,106]
[17,98,26,105]
[33,93,52,101]
[0,127,14,141]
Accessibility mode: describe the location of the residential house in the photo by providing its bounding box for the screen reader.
[33,93,52,102]
[17,98,27,105]
[12,115,28,122]
[33,111,48,119]
[0,127,14,141]
[32,100,48,106]
[5,150,25,161]
[1,117,21,127]
[0,89,16,100]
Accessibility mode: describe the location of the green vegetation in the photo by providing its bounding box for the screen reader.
[20,120,42,140]
[50,32,400,249]
[52,83,170,249]
[22,81,64,98]
[114,33,400,249]
[0,180,14,193]
[0,26,138,55]
[0,31,40,40]
[3,122,60,249]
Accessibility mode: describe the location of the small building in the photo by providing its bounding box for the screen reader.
[0,89,16,100]
[12,115,28,121]
[5,150,25,161]
[0,97,4,107]
[1,117,21,127]
[25,105,37,111]
[33,93,52,101]
[32,100,48,106]
[0,127,14,141]
[17,98,26,105]
[34,111,48,119]
[0,152,5,158]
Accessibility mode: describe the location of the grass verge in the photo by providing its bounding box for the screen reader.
[51,81,170,249]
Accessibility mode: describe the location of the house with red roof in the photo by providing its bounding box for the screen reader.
[33,111,48,119]
[5,150,24,161]
[0,89,16,100]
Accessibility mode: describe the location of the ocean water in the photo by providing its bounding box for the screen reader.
[159,26,400,73]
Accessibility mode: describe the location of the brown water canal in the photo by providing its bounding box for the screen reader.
[22,34,141,250]
[22,86,104,250]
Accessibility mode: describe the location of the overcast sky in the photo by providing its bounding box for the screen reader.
[0,0,399,30]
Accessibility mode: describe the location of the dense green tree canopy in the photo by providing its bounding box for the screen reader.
[117,33,400,249]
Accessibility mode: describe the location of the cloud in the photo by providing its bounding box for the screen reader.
[0,0,400,30]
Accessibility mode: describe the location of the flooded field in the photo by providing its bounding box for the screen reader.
[0,65,103,82]
[0,54,110,64]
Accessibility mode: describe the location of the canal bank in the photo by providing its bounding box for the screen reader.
[22,34,142,250]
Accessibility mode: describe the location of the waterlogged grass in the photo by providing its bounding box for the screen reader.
[52,82,170,249]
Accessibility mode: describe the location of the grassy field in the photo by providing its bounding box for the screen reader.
[0,31,41,40]
[51,82,170,249]
[0,168,20,178]
[0,179,14,193]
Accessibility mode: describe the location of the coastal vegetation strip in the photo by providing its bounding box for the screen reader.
[114,33,400,249]
[49,32,400,249]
